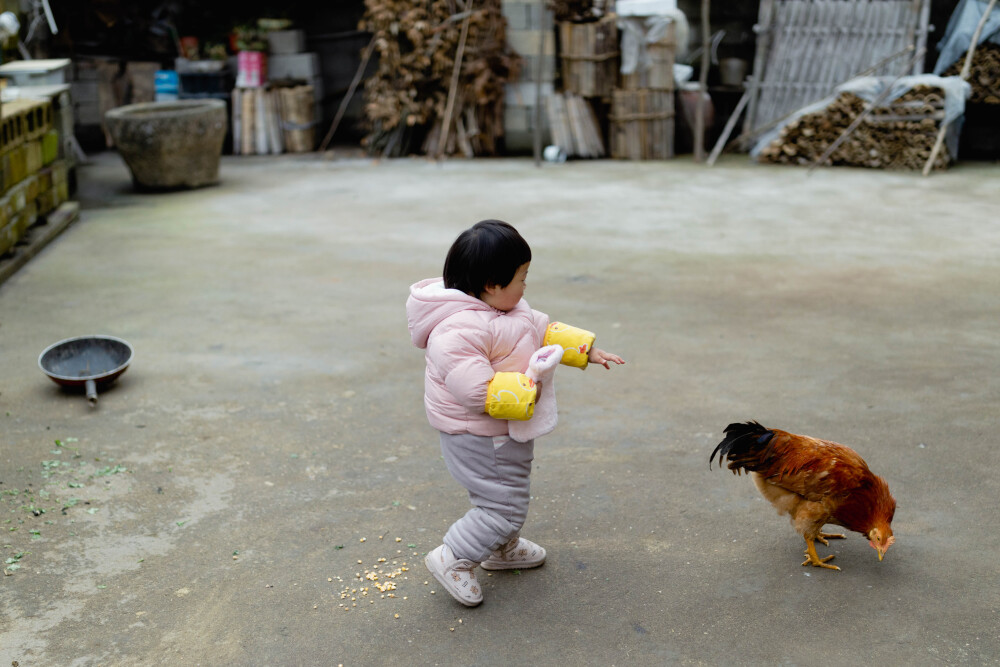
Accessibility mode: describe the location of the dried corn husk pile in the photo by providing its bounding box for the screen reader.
[757,86,951,170]
[359,0,520,157]
[942,42,1000,104]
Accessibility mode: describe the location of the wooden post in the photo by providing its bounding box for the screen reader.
[743,0,774,137]
[913,0,931,75]
[533,0,548,166]
[706,89,749,166]
[694,0,710,162]
[438,2,474,160]
[319,35,376,153]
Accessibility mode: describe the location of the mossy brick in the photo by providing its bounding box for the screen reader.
[0,191,11,222]
[37,165,53,191]
[41,130,59,165]
[51,160,68,187]
[55,178,68,204]
[25,173,39,202]
[8,145,26,186]
[9,180,26,212]
[0,216,19,256]
[23,198,37,228]
[37,186,56,215]
[25,140,42,175]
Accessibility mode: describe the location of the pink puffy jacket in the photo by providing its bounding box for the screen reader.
[407,278,549,436]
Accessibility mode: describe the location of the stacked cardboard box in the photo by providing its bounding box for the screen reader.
[0,98,70,256]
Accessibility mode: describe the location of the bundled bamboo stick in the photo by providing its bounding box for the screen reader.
[360,0,521,157]
[609,89,674,160]
[545,91,605,157]
[558,16,618,98]
[757,87,951,170]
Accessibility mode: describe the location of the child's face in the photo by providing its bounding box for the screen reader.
[481,262,529,312]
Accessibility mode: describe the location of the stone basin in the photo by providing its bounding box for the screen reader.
[105,100,228,190]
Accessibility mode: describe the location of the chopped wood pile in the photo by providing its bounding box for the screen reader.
[942,42,1000,104]
[756,86,951,170]
[359,0,520,157]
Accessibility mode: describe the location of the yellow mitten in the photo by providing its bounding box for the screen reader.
[544,322,596,369]
[485,372,537,420]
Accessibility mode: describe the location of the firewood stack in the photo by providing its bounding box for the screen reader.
[757,86,952,170]
[942,42,1000,104]
[359,0,520,157]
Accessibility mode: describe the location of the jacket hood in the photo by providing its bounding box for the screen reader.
[407,278,492,349]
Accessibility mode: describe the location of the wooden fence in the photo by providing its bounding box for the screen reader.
[743,0,931,133]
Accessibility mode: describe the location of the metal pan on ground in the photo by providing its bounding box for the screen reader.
[38,335,134,405]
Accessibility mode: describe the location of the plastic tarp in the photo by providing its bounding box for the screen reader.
[933,0,1000,75]
[751,75,972,160]
[617,11,689,76]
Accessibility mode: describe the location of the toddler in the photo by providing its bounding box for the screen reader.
[406,220,624,606]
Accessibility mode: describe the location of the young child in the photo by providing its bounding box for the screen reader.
[406,219,624,607]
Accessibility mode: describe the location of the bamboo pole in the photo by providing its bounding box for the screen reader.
[706,89,749,165]
[533,0,547,166]
[438,2,474,160]
[319,34,377,153]
[694,0,710,162]
[744,0,775,134]
[922,0,997,176]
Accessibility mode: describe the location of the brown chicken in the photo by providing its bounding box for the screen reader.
[710,421,895,571]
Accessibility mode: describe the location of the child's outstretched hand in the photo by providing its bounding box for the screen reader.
[589,347,625,369]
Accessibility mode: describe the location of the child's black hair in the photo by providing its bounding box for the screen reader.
[443,220,532,298]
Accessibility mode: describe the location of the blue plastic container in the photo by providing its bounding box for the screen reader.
[155,70,179,101]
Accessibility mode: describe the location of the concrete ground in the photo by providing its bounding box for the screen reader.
[1,151,998,666]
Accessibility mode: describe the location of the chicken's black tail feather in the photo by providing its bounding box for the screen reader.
[709,420,775,472]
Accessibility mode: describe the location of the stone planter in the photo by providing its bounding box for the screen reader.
[105,100,228,190]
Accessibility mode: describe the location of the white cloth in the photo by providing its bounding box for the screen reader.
[509,345,563,443]
[617,11,690,76]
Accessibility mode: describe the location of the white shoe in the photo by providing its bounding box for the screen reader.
[425,544,483,607]
[480,537,546,571]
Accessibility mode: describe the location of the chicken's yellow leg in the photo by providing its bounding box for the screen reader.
[815,532,846,546]
[802,538,841,570]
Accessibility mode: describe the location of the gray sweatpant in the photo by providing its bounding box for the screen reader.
[438,432,535,562]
